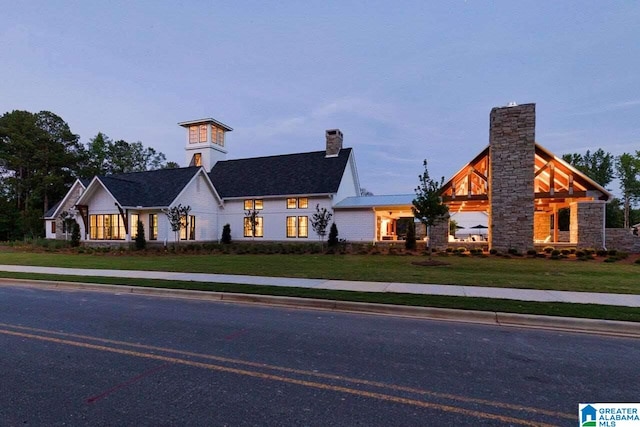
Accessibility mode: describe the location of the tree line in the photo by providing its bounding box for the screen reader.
[0,110,176,240]
[561,148,640,229]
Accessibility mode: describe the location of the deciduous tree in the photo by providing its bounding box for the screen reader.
[412,159,449,257]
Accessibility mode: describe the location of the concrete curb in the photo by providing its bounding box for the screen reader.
[2,278,638,338]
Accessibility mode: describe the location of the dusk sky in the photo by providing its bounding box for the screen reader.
[1,1,638,196]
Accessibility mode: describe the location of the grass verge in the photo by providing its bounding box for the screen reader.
[2,271,639,323]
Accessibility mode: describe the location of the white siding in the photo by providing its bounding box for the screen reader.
[220,196,334,241]
[335,152,360,202]
[171,172,220,242]
[45,220,55,239]
[334,209,376,242]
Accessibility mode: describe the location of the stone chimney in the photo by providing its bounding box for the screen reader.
[325,129,343,157]
[488,103,536,253]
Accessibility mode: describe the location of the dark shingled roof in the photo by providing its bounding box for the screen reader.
[98,167,200,207]
[209,148,352,198]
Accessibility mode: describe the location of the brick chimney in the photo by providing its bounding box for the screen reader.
[325,129,343,157]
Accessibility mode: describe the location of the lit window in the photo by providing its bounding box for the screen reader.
[245,199,264,211]
[89,214,125,240]
[149,214,158,240]
[180,215,196,240]
[189,126,198,143]
[287,198,297,209]
[244,199,253,210]
[217,128,224,146]
[298,198,308,209]
[286,216,297,237]
[244,216,263,237]
[191,153,202,167]
[254,199,263,210]
[131,214,139,236]
[199,125,207,142]
[298,216,308,238]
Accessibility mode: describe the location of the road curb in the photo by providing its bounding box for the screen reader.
[1,278,638,338]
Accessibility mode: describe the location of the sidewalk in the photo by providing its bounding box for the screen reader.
[1,264,639,308]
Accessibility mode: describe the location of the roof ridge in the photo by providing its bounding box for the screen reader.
[218,147,352,164]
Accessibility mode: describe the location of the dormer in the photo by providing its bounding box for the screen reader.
[178,117,233,170]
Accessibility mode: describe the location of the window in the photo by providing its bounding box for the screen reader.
[244,199,264,210]
[212,127,225,146]
[298,216,308,238]
[244,216,263,237]
[191,153,202,167]
[287,197,308,209]
[131,214,139,236]
[199,125,207,142]
[286,216,296,237]
[149,214,158,240]
[51,221,56,234]
[286,216,308,238]
[189,126,198,143]
[180,215,196,240]
[89,214,126,240]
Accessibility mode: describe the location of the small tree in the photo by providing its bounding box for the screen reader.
[412,159,449,257]
[405,220,416,250]
[221,223,232,244]
[245,209,260,239]
[164,204,191,247]
[328,223,339,248]
[310,204,332,249]
[70,222,80,247]
[135,219,146,250]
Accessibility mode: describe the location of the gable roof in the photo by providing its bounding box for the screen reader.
[96,167,202,207]
[209,148,353,198]
[44,178,91,219]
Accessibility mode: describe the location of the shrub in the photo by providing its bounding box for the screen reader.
[551,249,561,256]
[536,253,547,258]
[550,254,560,260]
[489,248,498,255]
[596,249,608,257]
[569,248,576,254]
[456,247,467,254]
[221,224,232,244]
[543,246,554,254]
[446,247,453,253]
[526,249,537,256]
[507,248,519,255]
[575,250,585,257]
[328,223,339,248]
[405,221,416,250]
[607,249,617,256]
[71,222,81,247]
[561,249,570,255]
[135,220,146,250]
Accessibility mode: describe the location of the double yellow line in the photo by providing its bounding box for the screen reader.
[0,322,572,426]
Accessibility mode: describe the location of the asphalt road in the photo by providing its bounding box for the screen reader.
[0,284,638,426]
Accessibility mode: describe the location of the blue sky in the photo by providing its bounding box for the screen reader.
[1,1,638,195]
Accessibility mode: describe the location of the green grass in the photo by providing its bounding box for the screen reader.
[0,251,638,294]
[2,271,640,323]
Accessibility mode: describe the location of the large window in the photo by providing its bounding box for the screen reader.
[149,214,158,240]
[244,216,263,237]
[286,216,308,238]
[180,215,196,240]
[244,199,263,210]
[89,214,126,240]
[199,125,207,142]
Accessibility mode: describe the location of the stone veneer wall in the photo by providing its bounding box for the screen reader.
[571,201,606,249]
[605,229,640,253]
[54,185,84,239]
[488,103,536,253]
[533,212,551,241]
[429,216,449,251]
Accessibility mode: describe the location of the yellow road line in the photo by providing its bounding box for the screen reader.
[0,327,558,427]
[0,322,572,420]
